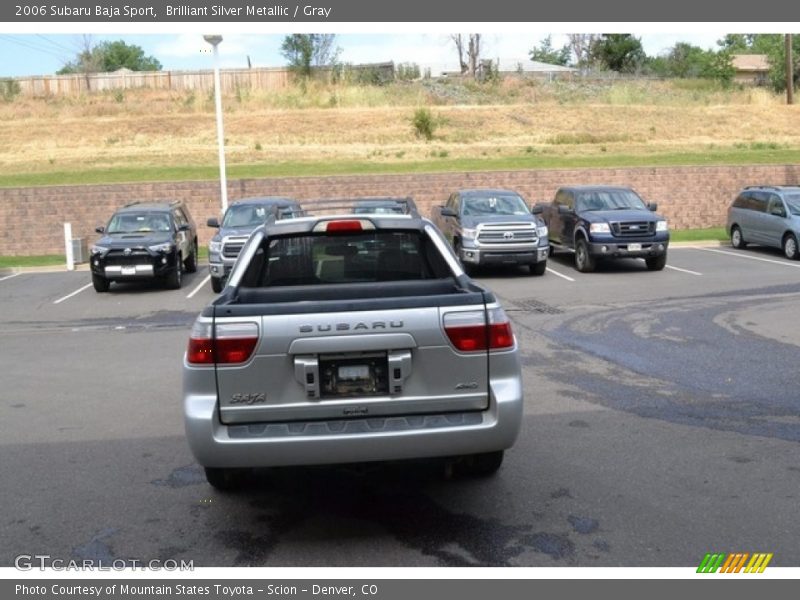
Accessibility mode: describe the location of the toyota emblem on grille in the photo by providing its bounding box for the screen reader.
[503,232,514,240]
[123,248,132,255]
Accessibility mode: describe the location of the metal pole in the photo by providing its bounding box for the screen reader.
[205,36,228,213]
[64,222,74,271]
[786,34,794,105]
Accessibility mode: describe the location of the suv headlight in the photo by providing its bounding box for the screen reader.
[90,245,109,255]
[656,220,668,232]
[536,225,548,237]
[209,240,221,254]
[589,223,611,234]
[148,242,174,253]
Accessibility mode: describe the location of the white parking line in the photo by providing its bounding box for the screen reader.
[665,264,702,276]
[53,283,93,304]
[0,272,22,282]
[700,247,800,269]
[186,274,211,299]
[546,267,575,282]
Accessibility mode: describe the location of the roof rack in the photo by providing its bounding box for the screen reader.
[744,185,783,191]
[266,197,419,223]
[122,199,183,208]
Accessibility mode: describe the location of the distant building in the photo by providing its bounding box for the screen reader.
[731,54,770,85]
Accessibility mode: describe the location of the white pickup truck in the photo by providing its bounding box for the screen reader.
[183,201,524,490]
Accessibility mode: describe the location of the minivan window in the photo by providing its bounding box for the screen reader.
[785,194,800,216]
[767,196,786,217]
[749,192,768,213]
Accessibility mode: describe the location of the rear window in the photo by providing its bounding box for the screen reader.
[240,230,452,287]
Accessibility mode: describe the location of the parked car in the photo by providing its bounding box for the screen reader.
[540,185,669,272]
[207,197,301,293]
[183,203,523,490]
[430,189,549,275]
[726,186,800,260]
[90,200,198,292]
[352,197,418,215]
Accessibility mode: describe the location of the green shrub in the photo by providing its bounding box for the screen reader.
[411,108,437,141]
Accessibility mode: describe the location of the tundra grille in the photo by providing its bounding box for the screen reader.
[477,223,538,244]
[221,236,249,259]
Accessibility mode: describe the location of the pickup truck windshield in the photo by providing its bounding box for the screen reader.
[222,204,270,227]
[240,230,451,287]
[462,194,529,216]
[576,190,647,212]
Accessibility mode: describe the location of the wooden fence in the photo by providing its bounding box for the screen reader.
[12,62,395,97]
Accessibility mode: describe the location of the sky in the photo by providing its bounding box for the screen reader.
[0,32,732,78]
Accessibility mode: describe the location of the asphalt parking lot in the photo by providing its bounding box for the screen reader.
[1,244,799,567]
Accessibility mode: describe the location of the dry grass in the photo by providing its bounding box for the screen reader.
[1,79,799,181]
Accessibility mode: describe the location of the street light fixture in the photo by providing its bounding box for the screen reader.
[204,34,228,213]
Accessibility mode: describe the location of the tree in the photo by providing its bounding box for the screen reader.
[280,34,341,78]
[567,34,599,68]
[58,38,162,75]
[590,34,646,73]
[450,34,483,77]
[529,36,570,66]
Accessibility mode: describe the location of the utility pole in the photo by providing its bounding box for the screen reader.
[787,34,794,105]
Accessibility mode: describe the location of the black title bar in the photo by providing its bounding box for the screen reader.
[3,0,800,22]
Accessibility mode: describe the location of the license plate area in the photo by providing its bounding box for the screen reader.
[319,352,388,399]
[627,243,642,252]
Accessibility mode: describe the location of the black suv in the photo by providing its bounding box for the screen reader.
[90,201,198,292]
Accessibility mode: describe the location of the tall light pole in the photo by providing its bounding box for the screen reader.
[786,34,794,106]
[204,34,228,213]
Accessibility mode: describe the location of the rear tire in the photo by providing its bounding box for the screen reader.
[529,261,547,276]
[184,240,198,273]
[646,254,667,271]
[166,254,183,289]
[92,273,110,293]
[783,234,799,260]
[204,467,246,492]
[455,451,505,478]
[574,238,596,273]
[210,276,223,293]
[730,225,747,249]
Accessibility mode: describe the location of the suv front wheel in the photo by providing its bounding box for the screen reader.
[166,254,183,289]
[92,273,110,293]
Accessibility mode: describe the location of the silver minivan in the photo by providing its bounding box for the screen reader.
[726,186,800,259]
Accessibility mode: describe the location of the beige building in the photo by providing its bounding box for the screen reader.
[731,54,770,85]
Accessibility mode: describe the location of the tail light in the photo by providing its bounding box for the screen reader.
[443,308,514,352]
[312,219,376,233]
[187,321,259,365]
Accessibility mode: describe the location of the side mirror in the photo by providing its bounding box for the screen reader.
[647,202,658,212]
[531,205,544,215]
[207,217,220,228]
[557,205,573,215]
[771,207,786,218]
[95,226,105,234]
[440,207,458,218]
[178,224,190,232]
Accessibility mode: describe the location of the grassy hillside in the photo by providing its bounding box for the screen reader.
[1,78,798,187]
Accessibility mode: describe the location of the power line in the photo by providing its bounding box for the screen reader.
[0,35,65,61]
[34,34,75,54]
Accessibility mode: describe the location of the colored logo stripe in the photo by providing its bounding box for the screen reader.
[697,553,773,573]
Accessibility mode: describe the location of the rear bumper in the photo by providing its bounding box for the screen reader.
[184,374,523,468]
